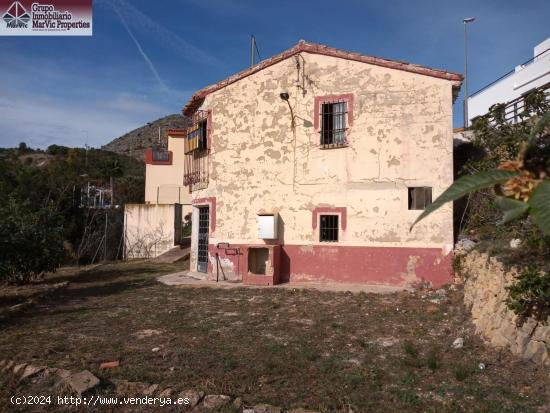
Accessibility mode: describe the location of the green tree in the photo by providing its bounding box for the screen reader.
[0,198,65,283]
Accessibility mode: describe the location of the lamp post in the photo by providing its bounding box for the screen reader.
[463,17,475,128]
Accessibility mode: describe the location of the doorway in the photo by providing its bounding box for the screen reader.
[197,206,209,273]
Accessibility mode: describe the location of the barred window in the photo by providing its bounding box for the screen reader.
[321,101,347,147]
[320,215,339,242]
[408,187,432,210]
[185,111,208,154]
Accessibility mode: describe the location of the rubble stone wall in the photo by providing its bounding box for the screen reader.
[462,251,550,365]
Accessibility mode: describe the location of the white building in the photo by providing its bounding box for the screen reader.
[468,37,550,124]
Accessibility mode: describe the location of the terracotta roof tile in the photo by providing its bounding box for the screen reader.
[183,40,463,116]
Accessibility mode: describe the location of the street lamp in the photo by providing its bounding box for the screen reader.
[463,17,476,128]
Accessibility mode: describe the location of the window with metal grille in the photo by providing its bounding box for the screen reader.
[184,110,210,191]
[319,215,339,242]
[320,101,347,147]
[185,111,209,154]
[408,187,433,210]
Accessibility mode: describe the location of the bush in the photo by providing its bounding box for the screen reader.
[506,266,550,325]
[0,198,65,283]
[46,144,70,156]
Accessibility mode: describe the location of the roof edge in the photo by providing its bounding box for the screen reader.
[183,40,463,116]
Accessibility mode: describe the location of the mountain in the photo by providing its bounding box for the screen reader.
[102,114,190,160]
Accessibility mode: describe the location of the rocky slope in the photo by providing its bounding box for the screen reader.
[102,114,190,160]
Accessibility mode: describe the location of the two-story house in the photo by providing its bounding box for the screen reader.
[182,40,462,287]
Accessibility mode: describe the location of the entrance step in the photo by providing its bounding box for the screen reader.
[152,246,190,264]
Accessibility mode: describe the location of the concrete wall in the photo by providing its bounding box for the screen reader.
[145,134,191,208]
[189,52,455,287]
[124,204,177,259]
[468,37,550,123]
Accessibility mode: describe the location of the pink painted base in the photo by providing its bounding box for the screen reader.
[208,244,452,288]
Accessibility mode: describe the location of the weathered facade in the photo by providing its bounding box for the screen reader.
[183,41,462,287]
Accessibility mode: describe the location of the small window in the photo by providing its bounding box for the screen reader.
[408,187,432,210]
[321,101,347,147]
[320,215,339,242]
[152,149,170,162]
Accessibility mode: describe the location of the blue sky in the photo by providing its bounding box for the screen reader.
[0,0,548,149]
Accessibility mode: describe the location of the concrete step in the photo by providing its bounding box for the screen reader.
[152,246,190,264]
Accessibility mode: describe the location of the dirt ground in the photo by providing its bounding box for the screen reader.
[1,260,549,412]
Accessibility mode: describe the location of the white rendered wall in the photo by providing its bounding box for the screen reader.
[468,37,550,123]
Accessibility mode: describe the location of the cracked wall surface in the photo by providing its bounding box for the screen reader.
[188,51,455,283]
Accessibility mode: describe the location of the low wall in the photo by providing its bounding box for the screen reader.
[124,204,177,259]
[462,251,550,365]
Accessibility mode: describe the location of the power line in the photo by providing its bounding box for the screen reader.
[254,36,261,62]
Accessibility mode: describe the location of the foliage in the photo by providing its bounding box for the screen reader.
[411,101,550,322]
[46,144,70,156]
[18,142,30,154]
[411,170,517,229]
[411,111,550,236]
[506,266,550,326]
[182,212,192,237]
[0,198,65,283]
[0,145,145,281]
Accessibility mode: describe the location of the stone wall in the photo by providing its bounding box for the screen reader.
[462,251,550,365]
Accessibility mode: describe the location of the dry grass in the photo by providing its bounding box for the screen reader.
[1,261,549,412]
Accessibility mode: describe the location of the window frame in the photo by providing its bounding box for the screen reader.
[319,214,339,242]
[408,187,433,210]
[313,94,354,149]
[185,110,211,154]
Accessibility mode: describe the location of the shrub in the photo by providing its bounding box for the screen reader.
[411,108,550,325]
[0,198,65,283]
[46,144,70,156]
[506,266,550,325]
[426,350,439,370]
[452,363,472,381]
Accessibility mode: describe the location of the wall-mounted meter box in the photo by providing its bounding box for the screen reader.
[257,213,278,239]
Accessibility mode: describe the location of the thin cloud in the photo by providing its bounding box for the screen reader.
[111,4,169,92]
[98,0,220,67]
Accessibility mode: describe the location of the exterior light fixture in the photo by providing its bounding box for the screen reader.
[280,92,290,101]
[279,92,294,128]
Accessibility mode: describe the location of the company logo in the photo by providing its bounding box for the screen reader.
[3,1,30,28]
[0,0,92,36]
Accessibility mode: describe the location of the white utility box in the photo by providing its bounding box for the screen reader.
[257,213,278,239]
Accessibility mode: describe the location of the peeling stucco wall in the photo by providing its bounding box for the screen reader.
[189,52,455,284]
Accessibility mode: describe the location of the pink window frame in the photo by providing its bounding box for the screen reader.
[312,207,347,230]
[313,93,354,147]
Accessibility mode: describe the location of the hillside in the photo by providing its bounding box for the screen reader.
[102,114,190,160]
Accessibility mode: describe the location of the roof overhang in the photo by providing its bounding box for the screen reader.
[183,40,463,116]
